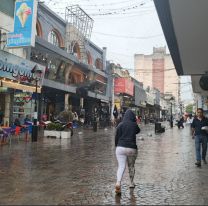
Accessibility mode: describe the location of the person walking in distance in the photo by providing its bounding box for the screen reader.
[191,108,208,167]
[113,105,118,126]
[115,109,140,194]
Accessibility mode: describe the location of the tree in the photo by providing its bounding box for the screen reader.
[186,104,193,114]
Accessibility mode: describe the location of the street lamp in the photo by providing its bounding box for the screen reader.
[31,64,42,142]
[170,97,174,128]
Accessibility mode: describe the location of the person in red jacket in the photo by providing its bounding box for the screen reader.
[115,109,140,194]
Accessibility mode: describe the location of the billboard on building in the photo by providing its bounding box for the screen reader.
[114,78,134,96]
[7,0,37,48]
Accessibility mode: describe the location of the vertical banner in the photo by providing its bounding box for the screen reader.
[7,0,37,48]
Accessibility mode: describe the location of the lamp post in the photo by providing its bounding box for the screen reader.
[111,73,115,121]
[170,97,174,128]
[31,65,42,142]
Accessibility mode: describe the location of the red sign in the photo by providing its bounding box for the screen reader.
[114,78,134,96]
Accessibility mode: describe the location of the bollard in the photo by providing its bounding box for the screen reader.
[93,121,97,132]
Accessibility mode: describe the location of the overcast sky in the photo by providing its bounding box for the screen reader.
[44,0,193,102]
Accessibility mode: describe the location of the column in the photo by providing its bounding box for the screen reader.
[4,94,11,126]
[65,94,69,110]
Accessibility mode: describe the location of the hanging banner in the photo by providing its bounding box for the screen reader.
[7,0,37,48]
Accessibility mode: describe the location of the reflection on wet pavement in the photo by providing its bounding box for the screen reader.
[0,124,208,205]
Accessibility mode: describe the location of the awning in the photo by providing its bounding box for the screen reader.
[154,0,208,95]
[1,80,41,93]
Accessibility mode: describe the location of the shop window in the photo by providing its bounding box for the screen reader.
[13,92,34,124]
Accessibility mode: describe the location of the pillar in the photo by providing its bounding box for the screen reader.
[4,94,11,126]
[65,94,69,110]
[80,98,84,109]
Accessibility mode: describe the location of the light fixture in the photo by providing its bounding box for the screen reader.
[199,75,208,91]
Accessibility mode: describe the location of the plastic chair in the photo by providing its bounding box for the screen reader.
[15,126,21,141]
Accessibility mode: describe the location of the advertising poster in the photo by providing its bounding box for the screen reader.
[7,0,37,48]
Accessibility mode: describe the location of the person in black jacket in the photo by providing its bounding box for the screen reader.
[191,108,208,167]
[115,109,140,194]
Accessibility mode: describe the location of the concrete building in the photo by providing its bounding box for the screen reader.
[134,46,179,103]
[0,0,41,125]
[0,1,111,126]
[154,0,208,117]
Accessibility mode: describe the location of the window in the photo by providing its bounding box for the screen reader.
[95,58,103,70]
[87,51,93,65]
[36,20,43,37]
[48,30,60,47]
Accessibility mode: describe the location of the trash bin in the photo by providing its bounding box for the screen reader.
[93,121,97,132]
[155,122,165,133]
[155,122,161,133]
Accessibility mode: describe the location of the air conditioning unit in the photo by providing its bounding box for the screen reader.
[199,75,208,91]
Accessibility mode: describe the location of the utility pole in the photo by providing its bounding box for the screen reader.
[111,73,115,121]
[178,77,180,115]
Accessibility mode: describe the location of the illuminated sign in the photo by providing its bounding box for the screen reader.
[0,50,45,87]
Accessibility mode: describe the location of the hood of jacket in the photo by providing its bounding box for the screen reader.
[122,109,136,122]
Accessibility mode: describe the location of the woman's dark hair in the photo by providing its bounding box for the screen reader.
[197,108,203,113]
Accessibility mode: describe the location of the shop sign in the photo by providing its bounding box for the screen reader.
[146,93,154,105]
[0,50,45,86]
[7,0,37,48]
[114,78,134,96]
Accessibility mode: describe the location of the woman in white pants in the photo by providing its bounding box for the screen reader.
[115,109,140,194]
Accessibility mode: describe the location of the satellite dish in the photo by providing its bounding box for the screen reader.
[199,75,208,91]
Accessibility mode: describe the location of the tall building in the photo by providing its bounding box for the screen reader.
[134,46,179,102]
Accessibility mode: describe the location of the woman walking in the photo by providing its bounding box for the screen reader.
[115,109,140,194]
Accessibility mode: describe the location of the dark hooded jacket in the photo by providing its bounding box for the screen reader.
[115,109,140,149]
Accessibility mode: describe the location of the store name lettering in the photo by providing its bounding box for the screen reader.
[0,59,35,79]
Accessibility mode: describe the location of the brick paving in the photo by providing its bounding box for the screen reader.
[0,123,208,205]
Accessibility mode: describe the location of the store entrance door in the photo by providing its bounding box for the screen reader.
[0,94,5,125]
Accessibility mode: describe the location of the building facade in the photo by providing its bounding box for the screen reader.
[0,1,111,126]
[134,46,179,103]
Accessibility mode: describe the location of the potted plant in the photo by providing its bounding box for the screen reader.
[43,123,71,138]
[44,122,61,138]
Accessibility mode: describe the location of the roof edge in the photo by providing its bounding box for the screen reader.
[154,0,184,75]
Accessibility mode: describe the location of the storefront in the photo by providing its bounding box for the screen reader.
[134,82,147,118]
[31,43,109,121]
[145,93,155,122]
[0,50,44,126]
[114,77,134,112]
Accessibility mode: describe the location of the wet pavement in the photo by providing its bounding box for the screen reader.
[1,123,208,205]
